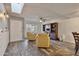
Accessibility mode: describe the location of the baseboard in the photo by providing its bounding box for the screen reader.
[9,40,25,44]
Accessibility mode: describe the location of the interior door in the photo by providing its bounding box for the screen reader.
[10,19,23,42]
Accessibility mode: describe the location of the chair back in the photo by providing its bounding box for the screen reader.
[72,32,79,45]
[36,33,50,47]
[27,32,36,40]
[37,33,50,40]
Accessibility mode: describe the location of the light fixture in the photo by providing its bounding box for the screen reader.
[40,20,42,22]
[6,14,9,18]
[0,13,4,18]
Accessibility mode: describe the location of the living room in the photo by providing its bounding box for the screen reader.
[0,3,79,56]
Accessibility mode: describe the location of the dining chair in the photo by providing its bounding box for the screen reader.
[72,32,79,55]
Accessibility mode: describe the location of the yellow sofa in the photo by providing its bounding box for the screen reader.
[27,32,36,40]
[36,33,50,48]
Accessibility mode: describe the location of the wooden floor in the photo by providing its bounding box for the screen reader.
[4,40,79,56]
[4,40,46,56]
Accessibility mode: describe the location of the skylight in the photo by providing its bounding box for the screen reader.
[11,3,24,14]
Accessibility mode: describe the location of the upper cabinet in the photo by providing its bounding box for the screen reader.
[43,22,59,40]
[0,3,9,32]
[0,3,5,13]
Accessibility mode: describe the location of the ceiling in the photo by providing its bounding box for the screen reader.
[4,3,79,22]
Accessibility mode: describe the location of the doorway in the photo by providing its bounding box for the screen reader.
[9,18,24,42]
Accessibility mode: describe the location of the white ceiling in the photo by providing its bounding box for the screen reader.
[4,3,79,22]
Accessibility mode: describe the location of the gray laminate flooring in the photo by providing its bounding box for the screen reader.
[4,40,79,56]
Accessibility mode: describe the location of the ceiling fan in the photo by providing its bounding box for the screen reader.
[40,17,46,22]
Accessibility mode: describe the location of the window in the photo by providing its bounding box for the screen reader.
[26,24,37,33]
[11,3,24,14]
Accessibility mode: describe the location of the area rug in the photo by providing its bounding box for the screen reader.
[39,45,74,56]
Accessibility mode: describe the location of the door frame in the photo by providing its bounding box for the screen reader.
[9,15,24,42]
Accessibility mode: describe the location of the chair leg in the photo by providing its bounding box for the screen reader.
[75,47,78,55]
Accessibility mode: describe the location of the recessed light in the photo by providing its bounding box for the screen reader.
[6,14,9,18]
[40,20,42,22]
[0,13,4,18]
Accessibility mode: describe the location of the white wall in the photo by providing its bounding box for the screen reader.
[59,17,79,43]
[0,32,9,56]
[0,4,9,56]
[43,17,79,44]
